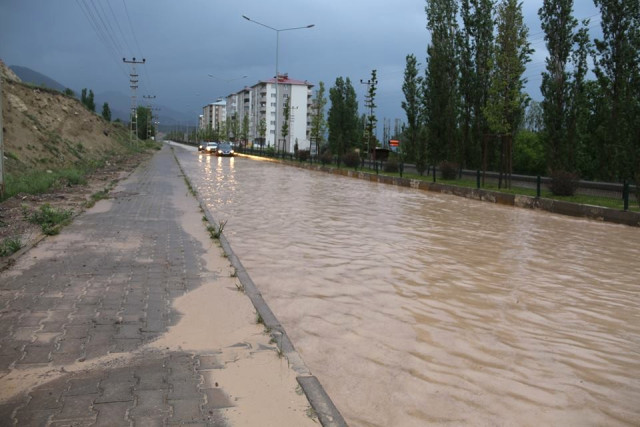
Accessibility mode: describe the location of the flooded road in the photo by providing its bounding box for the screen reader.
[177,150,640,426]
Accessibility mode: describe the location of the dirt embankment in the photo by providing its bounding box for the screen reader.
[1,60,133,173]
[0,59,155,258]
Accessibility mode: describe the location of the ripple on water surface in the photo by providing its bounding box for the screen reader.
[182,151,640,426]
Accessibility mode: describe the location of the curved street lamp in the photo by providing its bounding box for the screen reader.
[242,15,314,153]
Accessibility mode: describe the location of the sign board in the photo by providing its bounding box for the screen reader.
[389,139,399,147]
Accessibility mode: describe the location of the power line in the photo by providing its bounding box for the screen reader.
[75,0,128,78]
[106,0,134,55]
[122,0,144,57]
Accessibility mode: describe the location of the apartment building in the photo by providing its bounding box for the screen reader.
[199,74,313,152]
[200,99,227,131]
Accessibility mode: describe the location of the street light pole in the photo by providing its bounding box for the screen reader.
[242,15,314,154]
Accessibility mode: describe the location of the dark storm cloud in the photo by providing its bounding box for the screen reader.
[1,0,599,128]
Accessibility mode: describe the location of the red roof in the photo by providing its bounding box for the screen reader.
[258,75,313,87]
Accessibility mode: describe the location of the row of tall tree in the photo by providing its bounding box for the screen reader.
[399,0,639,190]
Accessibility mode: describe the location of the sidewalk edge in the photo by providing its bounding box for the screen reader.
[171,148,348,427]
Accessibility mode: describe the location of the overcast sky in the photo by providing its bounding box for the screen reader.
[1,0,600,129]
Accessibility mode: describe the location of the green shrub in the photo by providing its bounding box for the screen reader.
[439,161,459,180]
[549,170,580,196]
[28,204,73,235]
[513,130,545,175]
[265,146,275,157]
[297,150,310,161]
[342,151,360,168]
[384,157,399,173]
[0,237,22,257]
[320,151,333,165]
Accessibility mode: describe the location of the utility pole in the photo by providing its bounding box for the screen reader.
[360,78,373,161]
[143,95,156,140]
[150,107,161,140]
[0,74,4,198]
[123,57,145,145]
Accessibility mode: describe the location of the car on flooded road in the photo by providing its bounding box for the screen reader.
[216,142,234,157]
[204,142,218,154]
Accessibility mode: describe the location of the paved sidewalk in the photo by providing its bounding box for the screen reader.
[0,146,317,426]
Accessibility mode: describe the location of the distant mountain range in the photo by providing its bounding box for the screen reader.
[9,65,195,127]
[9,65,68,92]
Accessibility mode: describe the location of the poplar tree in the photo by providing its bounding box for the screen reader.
[241,114,249,148]
[401,54,424,172]
[310,81,327,155]
[424,0,459,167]
[101,102,111,122]
[539,0,585,174]
[458,0,494,170]
[592,0,640,184]
[281,97,290,153]
[483,0,532,188]
[328,77,359,161]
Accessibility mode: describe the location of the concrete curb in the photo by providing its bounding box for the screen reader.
[171,148,348,427]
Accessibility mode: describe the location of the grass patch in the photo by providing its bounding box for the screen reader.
[1,167,92,202]
[336,166,640,212]
[0,237,22,257]
[28,204,73,235]
[85,189,110,208]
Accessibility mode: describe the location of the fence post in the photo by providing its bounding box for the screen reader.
[623,180,629,211]
[476,170,480,189]
[537,175,541,198]
[432,165,436,183]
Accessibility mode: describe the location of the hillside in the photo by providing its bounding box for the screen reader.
[1,60,133,174]
[1,59,157,259]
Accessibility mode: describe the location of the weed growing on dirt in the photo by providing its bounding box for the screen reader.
[0,237,22,257]
[85,189,109,208]
[28,204,73,235]
[230,267,238,278]
[234,282,245,292]
[256,312,264,325]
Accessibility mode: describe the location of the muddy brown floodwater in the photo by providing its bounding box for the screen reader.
[178,150,640,427]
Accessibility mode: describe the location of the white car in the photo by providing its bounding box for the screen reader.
[205,142,218,154]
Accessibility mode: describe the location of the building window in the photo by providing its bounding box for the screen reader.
[271,102,276,107]
[270,130,275,134]
[270,121,275,125]
[271,93,276,98]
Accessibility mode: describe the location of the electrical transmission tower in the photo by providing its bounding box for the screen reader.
[123,57,145,145]
[360,78,373,160]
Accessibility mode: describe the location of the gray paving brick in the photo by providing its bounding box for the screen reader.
[63,325,90,339]
[18,344,51,364]
[50,394,97,424]
[93,401,132,426]
[26,388,63,410]
[64,377,101,397]
[14,409,53,426]
[129,389,168,418]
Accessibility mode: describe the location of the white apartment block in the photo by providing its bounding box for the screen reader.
[201,74,313,153]
[200,99,227,131]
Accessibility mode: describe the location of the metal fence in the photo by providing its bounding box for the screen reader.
[234,146,639,207]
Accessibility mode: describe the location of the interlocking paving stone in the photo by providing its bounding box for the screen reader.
[0,148,271,426]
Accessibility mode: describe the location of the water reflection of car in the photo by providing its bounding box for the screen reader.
[216,142,234,157]
[205,142,218,154]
